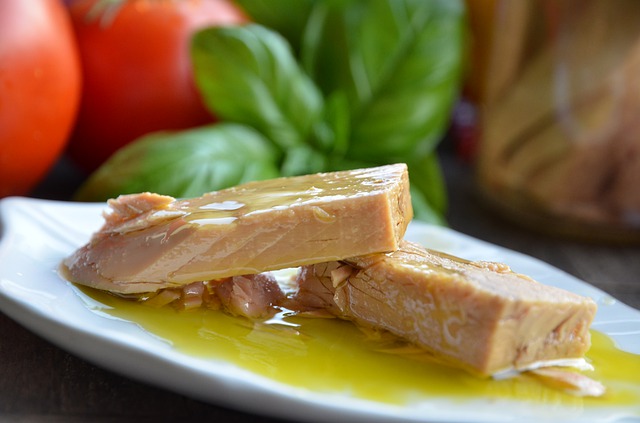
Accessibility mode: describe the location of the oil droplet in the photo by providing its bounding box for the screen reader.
[312,206,336,223]
[199,201,245,211]
[187,217,237,226]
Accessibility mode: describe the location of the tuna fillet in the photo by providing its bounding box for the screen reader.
[292,241,597,377]
[63,164,412,294]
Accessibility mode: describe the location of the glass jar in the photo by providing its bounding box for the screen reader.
[473,0,640,242]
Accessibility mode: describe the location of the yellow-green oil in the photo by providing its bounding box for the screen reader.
[79,286,640,410]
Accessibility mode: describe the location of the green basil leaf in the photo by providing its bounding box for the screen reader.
[232,0,315,55]
[74,124,280,202]
[318,90,350,159]
[301,0,465,162]
[410,185,447,226]
[408,153,447,221]
[281,145,327,176]
[191,24,324,153]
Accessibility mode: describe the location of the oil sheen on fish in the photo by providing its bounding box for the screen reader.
[63,164,413,294]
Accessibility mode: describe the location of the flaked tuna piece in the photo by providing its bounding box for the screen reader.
[213,273,285,319]
[292,241,597,377]
[529,367,606,397]
[100,192,174,232]
[139,273,285,319]
[63,164,412,294]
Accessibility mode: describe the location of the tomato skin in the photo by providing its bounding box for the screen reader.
[66,0,249,173]
[0,0,81,197]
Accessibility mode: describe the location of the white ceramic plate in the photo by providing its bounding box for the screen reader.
[1,197,639,423]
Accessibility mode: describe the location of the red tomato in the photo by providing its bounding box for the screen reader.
[66,0,249,173]
[0,0,81,197]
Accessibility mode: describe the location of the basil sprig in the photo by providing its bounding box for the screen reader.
[76,0,464,224]
[74,124,279,201]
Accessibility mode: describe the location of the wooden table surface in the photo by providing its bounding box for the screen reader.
[1,152,639,422]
